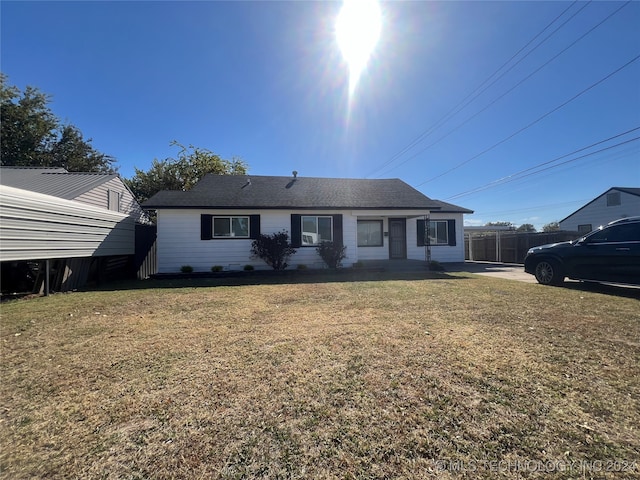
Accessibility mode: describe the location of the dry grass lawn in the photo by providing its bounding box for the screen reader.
[1,272,639,479]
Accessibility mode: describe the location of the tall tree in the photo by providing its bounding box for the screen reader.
[0,74,117,173]
[126,141,248,203]
[516,223,536,232]
[542,221,560,232]
[49,125,117,173]
[1,74,57,166]
[485,221,514,228]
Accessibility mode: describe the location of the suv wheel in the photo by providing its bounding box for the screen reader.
[534,259,563,285]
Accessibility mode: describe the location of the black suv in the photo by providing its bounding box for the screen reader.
[524,216,640,286]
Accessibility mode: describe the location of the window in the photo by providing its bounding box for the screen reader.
[607,192,621,206]
[357,220,383,246]
[429,221,449,245]
[212,216,249,237]
[578,224,592,235]
[108,190,121,212]
[201,215,259,240]
[587,223,639,243]
[417,219,456,246]
[301,216,332,245]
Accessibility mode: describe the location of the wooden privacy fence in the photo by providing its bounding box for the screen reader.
[465,231,579,264]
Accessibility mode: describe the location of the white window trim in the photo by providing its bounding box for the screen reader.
[357,219,383,247]
[301,215,333,246]
[213,216,250,238]
[429,220,449,245]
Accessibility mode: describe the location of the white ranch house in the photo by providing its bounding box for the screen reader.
[143,174,473,273]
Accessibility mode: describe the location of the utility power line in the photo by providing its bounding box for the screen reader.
[379,1,631,180]
[414,53,640,188]
[363,1,583,179]
[444,127,640,200]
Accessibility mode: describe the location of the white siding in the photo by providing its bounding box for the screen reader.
[560,190,640,232]
[156,209,467,273]
[157,209,358,273]
[405,213,466,263]
[0,186,134,262]
[74,177,151,224]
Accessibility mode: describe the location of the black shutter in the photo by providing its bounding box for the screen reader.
[249,215,261,239]
[332,214,343,247]
[201,214,212,240]
[290,214,301,247]
[417,219,425,247]
[448,219,456,246]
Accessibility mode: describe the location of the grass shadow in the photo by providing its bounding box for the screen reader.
[89,268,470,292]
[560,280,640,300]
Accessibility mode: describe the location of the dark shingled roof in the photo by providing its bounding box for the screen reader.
[143,174,473,213]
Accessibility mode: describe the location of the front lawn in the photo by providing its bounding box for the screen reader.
[1,274,638,479]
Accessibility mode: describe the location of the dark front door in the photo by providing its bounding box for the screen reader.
[389,218,407,259]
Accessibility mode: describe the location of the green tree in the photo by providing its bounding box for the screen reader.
[0,74,117,173]
[126,141,248,203]
[1,74,57,166]
[485,222,514,228]
[542,221,560,232]
[49,125,117,173]
[516,223,536,232]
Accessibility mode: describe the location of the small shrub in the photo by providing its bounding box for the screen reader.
[211,265,224,272]
[243,264,254,271]
[180,265,193,273]
[297,264,308,270]
[316,241,347,269]
[353,261,364,269]
[251,231,297,270]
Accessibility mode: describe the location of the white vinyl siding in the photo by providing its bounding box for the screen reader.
[74,177,151,225]
[560,189,640,232]
[155,209,467,273]
[407,214,465,263]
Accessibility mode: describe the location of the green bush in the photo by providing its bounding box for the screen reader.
[251,231,297,270]
[296,264,308,270]
[352,261,364,269]
[180,265,193,273]
[243,264,254,271]
[211,265,223,272]
[316,241,347,269]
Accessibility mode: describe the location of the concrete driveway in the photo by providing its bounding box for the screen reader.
[445,261,536,283]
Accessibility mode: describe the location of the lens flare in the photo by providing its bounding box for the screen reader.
[336,0,382,98]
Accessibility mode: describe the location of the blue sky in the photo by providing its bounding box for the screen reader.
[2,1,639,230]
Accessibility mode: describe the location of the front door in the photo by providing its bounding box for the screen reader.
[389,218,407,259]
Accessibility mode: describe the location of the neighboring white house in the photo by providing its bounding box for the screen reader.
[143,174,473,273]
[560,187,640,234]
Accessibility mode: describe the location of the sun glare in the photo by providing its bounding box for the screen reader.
[336,0,382,97]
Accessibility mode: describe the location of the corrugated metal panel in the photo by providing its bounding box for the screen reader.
[0,168,117,199]
[0,185,134,262]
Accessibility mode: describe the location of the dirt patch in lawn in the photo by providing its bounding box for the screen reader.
[1,274,639,479]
